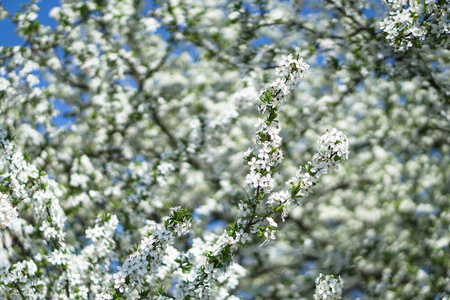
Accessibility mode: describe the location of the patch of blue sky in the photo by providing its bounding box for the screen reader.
[398,96,407,106]
[110,260,119,273]
[315,53,327,66]
[192,211,201,222]
[0,0,59,46]
[234,290,254,299]
[1,1,71,130]
[53,99,76,127]
[205,219,227,234]
[299,260,316,276]
[251,36,272,48]
[117,222,124,234]
[348,289,364,299]
[362,7,376,19]
[430,61,440,71]
[133,154,147,163]
[430,147,442,161]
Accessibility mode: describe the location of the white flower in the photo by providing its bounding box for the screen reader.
[314,273,344,300]
[248,157,259,170]
[48,250,68,265]
[266,217,278,227]
[261,228,276,246]
[243,147,253,158]
[0,193,18,229]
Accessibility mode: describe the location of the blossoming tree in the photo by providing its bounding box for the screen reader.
[0,0,448,299]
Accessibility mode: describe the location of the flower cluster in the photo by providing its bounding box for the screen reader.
[174,54,350,297]
[0,259,43,299]
[83,213,119,295]
[276,54,310,81]
[288,128,350,200]
[242,55,311,245]
[113,207,191,296]
[0,131,66,242]
[174,231,242,299]
[0,131,73,297]
[174,54,312,298]
[244,54,309,195]
[266,190,291,221]
[259,54,310,113]
[314,273,344,300]
[0,131,39,201]
[257,128,349,245]
[0,192,17,229]
[380,0,450,50]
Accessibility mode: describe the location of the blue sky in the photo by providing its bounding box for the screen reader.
[0,1,73,127]
[1,0,59,46]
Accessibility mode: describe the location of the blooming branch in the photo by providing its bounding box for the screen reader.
[112,207,192,297]
[174,54,349,298]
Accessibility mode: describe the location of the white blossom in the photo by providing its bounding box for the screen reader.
[314,273,344,300]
